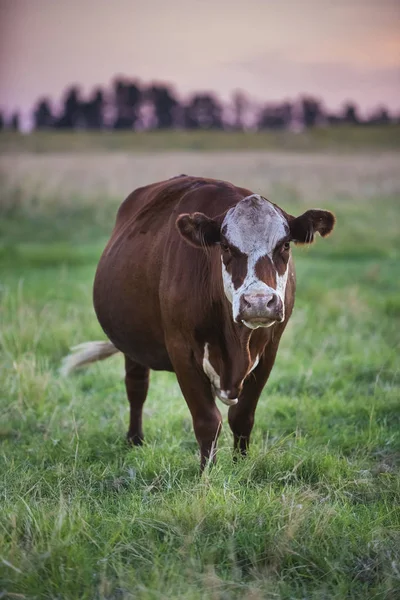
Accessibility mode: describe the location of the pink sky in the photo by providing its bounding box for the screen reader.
[1,0,399,122]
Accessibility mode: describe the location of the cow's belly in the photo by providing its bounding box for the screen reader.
[96,306,173,371]
[109,327,173,371]
[93,242,171,371]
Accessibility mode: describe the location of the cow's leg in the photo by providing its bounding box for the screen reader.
[169,349,222,471]
[124,355,150,446]
[228,348,278,456]
[193,402,222,471]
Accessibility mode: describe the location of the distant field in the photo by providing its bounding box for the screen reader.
[0,149,399,599]
[1,124,400,154]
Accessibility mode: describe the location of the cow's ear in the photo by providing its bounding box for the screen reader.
[176,212,221,247]
[289,209,335,245]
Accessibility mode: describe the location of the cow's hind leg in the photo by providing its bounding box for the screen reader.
[124,355,150,446]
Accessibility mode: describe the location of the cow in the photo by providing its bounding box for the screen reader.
[62,175,335,471]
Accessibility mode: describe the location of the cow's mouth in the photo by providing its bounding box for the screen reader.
[241,317,277,329]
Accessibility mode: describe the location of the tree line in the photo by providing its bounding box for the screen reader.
[0,77,396,132]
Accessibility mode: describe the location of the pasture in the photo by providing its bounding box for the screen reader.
[0,137,399,598]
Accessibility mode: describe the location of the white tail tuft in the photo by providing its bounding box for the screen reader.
[60,341,120,376]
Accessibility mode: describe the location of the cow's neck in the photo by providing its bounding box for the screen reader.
[220,318,253,398]
[204,297,266,401]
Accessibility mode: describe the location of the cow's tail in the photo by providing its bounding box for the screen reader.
[60,341,120,376]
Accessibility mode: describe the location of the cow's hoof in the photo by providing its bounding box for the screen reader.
[127,433,144,446]
[233,449,248,462]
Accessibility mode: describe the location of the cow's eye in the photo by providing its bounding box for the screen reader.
[282,241,290,252]
[220,242,230,253]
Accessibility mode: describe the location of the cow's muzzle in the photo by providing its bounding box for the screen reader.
[238,292,283,327]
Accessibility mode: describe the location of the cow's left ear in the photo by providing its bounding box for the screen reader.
[176,212,221,247]
[289,209,335,244]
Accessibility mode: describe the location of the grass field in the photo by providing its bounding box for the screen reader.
[0,141,399,598]
[1,125,400,154]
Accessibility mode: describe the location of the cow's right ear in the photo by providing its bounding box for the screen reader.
[176,212,221,247]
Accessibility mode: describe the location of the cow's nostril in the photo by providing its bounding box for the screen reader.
[267,295,277,308]
[242,296,252,309]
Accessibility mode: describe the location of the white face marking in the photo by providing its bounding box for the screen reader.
[221,195,290,326]
[275,268,289,311]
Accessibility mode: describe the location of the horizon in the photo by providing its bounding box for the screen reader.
[1,0,399,126]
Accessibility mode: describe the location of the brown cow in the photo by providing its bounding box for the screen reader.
[62,175,335,470]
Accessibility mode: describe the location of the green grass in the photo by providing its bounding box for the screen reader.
[1,125,400,154]
[0,150,399,599]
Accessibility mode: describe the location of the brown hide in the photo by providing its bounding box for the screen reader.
[93,176,297,469]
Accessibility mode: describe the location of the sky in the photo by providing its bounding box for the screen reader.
[0,0,399,124]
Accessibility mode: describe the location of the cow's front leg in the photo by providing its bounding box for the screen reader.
[228,347,278,456]
[169,345,222,471]
[192,402,222,471]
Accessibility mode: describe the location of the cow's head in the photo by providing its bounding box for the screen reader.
[176,194,335,329]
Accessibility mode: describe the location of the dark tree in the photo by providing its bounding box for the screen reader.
[55,86,83,128]
[24,73,397,134]
[326,113,342,125]
[9,112,20,131]
[148,85,178,129]
[184,93,223,129]
[301,96,323,128]
[127,83,141,124]
[33,98,53,129]
[0,111,4,130]
[113,80,129,129]
[367,107,391,125]
[258,102,292,130]
[342,102,360,125]
[82,88,105,129]
[113,79,141,129]
[232,90,248,130]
